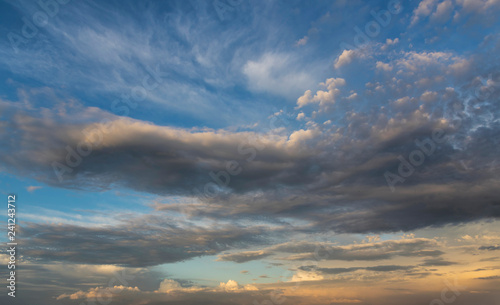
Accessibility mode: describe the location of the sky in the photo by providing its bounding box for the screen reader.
[0,0,499,304]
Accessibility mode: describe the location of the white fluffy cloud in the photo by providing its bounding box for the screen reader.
[296,78,346,109]
[334,49,357,69]
[243,53,315,98]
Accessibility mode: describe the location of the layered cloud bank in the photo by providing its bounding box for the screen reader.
[0,1,500,305]
[2,34,499,235]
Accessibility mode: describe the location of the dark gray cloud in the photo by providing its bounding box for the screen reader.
[1,35,500,237]
[218,239,444,263]
[16,215,276,267]
[2,95,499,235]
[300,264,415,275]
[475,275,500,280]
[419,258,457,266]
[479,245,500,251]
[217,251,272,263]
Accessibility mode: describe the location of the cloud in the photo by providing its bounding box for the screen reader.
[411,0,500,26]
[430,0,454,23]
[334,49,356,69]
[290,270,324,282]
[475,275,500,280]
[411,0,439,26]
[57,285,140,300]
[296,78,346,109]
[26,185,42,192]
[54,277,269,305]
[2,32,500,239]
[157,279,206,293]
[419,258,457,266]
[218,238,443,263]
[381,38,399,51]
[478,245,500,251]
[295,36,309,46]
[3,77,499,235]
[218,279,257,292]
[58,278,259,302]
[243,53,315,98]
[376,61,392,72]
[19,215,274,267]
[217,251,272,263]
[301,264,415,275]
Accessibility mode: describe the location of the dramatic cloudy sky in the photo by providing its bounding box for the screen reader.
[0,0,499,304]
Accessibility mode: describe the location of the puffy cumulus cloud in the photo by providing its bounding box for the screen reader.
[218,279,258,292]
[411,0,500,25]
[420,90,439,102]
[218,238,443,263]
[0,254,10,265]
[296,78,346,109]
[376,61,393,72]
[57,285,140,300]
[52,284,280,305]
[430,0,454,23]
[157,279,205,293]
[57,279,259,304]
[157,279,183,293]
[381,38,399,51]
[411,0,439,26]
[219,279,241,291]
[411,0,454,25]
[290,270,324,282]
[455,0,500,15]
[157,278,259,294]
[334,49,357,69]
[395,51,466,74]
